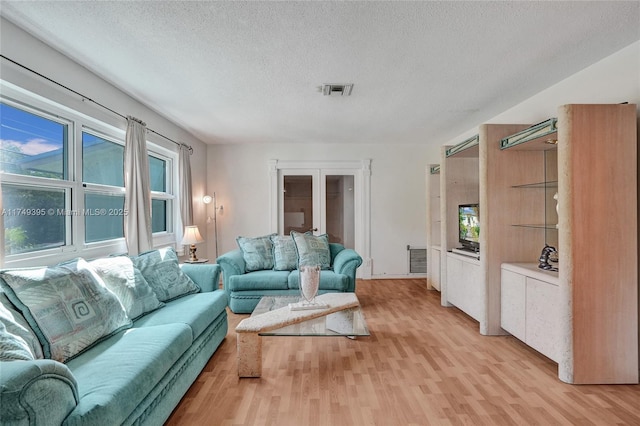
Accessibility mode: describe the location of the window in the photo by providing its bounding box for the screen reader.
[0,102,67,179]
[2,184,66,255]
[1,102,71,256]
[1,90,178,265]
[149,153,173,235]
[82,130,126,243]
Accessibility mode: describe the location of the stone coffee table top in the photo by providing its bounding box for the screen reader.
[235,292,360,334]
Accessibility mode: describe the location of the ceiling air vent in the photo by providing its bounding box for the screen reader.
[322,83,353,96]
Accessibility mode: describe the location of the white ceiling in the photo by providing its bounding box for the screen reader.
[1,1,639,147]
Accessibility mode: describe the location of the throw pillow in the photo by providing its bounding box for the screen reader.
[236,234,276,272]
[0,320,34,361]
[89,257,164,320]
[132,247,200,302]
[291,231,331,269]
[270,235,298,271]
[0,259,132,363]
[0,291,44,359]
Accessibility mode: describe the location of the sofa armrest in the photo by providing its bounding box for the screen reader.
[1,359,78,425]
[216,250,246,293]
[180,263,221,293]
[332,249,363,292]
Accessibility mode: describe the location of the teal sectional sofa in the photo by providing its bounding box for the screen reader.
[0,248,227,425]
[217,235,362,313]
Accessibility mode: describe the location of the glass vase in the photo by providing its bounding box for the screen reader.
[299,265,320,305]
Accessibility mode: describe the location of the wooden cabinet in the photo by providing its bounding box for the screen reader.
[499,104,638,384]
[501,263,560,362]
[446,253,483,322]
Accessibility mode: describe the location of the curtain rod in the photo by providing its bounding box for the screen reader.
[1,54,193,154]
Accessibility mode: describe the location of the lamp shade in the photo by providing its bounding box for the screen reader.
[181,225,204,245]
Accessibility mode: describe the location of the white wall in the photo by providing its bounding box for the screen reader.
[0,18,211,257]
[208,41,639,280]
[441,41,640,149]
[206,143,429,278]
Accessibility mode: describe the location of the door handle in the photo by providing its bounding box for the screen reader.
[308,227,318,232]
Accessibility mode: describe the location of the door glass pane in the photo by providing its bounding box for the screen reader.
[325,175,355,247]
[283,176,312,234]
[2,184,66,255]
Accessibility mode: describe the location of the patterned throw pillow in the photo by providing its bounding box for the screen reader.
[237,234,276,272]
[0,291,43,359]
[270,235,298,271]
[132,247,200,302]
[90,257,164,320]
[0,259,132,363]
[291,231,331,269]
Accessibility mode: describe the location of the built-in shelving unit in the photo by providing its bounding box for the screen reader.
[439,136,480,318]
[440,124,530,335]
[426,164,441,290]
[499,104,638,385]
[429,103,637,384]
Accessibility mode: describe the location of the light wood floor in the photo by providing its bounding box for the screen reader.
[166,279,640,425]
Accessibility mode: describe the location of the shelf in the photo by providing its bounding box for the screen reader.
[501,262,559,285]
[512,181,558,189]
[511,224,558,230]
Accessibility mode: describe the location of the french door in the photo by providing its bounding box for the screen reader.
[269,160,371,276]
[279,169,355,247]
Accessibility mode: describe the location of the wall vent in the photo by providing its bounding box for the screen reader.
[407,245,427,274]
[322,83,353,96]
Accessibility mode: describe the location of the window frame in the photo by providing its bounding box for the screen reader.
[148,147,176,247]
[1,82,179,267]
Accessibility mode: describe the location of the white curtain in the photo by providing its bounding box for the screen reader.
[178,144,193,227]
[124,116,152,255]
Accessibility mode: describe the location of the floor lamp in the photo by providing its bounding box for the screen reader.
[203,193,222,258]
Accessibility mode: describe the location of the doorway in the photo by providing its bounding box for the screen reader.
[268,159,371,277]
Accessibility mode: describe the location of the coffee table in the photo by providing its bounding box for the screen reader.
[235,292,369,377]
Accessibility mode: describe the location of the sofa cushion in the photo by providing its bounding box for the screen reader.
[229,270,290,292]
[134,290,227,340]
[291,231,331,269]
[288,270,349,291]
[133,247,200,302]
[64,323,192,425]
[0,259,132,363]
[0,291,43,359]
[270,235,298,271]
[89,256,164,320]
[237,234,276,271]
[0,320,34,361]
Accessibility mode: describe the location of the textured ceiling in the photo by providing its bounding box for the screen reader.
[1,1,639,146]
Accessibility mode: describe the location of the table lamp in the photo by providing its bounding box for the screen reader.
[181,225,204,262]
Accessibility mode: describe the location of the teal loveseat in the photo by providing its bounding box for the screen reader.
[0,249,227,425]
[217,242,362,314]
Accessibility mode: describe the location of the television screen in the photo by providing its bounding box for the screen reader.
[458,204,480,252]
